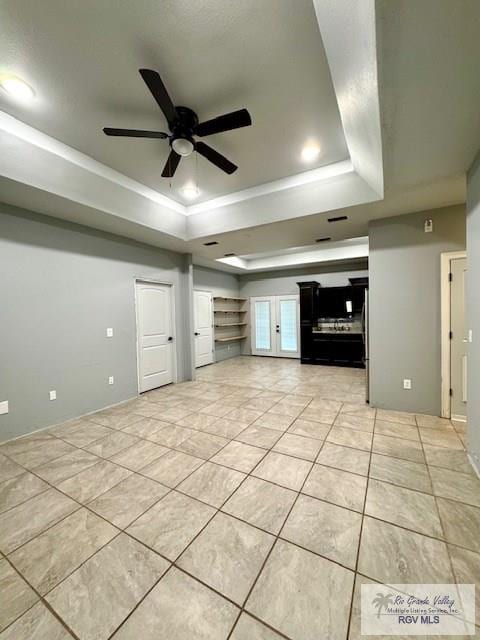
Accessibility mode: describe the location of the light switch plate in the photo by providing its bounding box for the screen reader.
[424,219,433,233]
[468,329,473,343]
[403,379,412,390]
[106,328,113,338]
[49,390,57,401]
[109,376,114,385]
[0,400,8,415]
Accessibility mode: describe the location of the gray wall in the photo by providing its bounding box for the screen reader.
[466,154,480,473]
[369,204,466,415]
[0,204,193,442]
[239,260,368,297]
[193,266,241,362]
[239,260,369,354]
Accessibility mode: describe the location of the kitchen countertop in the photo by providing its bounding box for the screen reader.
[312,329,363,335]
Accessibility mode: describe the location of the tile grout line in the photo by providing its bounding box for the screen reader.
[345,403,377,639]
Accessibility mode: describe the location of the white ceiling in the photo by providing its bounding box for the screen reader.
[0,0,348,204]
[0,0,477,273]
[378,0,480,191]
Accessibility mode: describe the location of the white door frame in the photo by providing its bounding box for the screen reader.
[440,251,467,419]
[134,278,177,394]
[193,289,214,368]
[250,294,300,358]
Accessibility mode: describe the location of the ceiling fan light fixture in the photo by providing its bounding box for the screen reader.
[172,137,194,157]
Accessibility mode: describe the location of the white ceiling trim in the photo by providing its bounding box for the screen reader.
[0,110,186,214]
[216,236,369,271]
[186,160,353,215]
[313,0,384,197]
[0,109,381,242]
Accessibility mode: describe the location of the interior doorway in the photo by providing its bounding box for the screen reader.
[251,294,300,358]
[194,290,214,368]
[135,280,175,393]
[441,252,467,420]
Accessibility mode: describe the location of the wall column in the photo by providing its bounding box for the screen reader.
[466,153,480,474]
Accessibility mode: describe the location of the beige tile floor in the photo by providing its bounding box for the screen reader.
[0,355,479,639]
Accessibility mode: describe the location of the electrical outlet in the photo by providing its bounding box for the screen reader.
[403,379,412,390]
[108,376,114,385]
[0,400,8,415]
[106,328,113,338]
[49,390,57,401]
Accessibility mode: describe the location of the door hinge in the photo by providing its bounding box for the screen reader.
[449,331,453,340]
[448,272,453,282]
[449,388,453,397]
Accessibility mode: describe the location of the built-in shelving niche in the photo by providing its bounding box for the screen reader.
[213,296,248,345]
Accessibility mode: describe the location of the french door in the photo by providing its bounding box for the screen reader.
[251,295,300,358]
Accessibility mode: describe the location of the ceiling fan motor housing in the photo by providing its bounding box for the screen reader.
[170,106,197,155]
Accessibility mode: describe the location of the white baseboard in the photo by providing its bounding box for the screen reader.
[451,413,467,422]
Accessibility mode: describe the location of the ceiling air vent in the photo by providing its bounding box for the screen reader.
[327,215,348,223]
[203,241,219,246]
[224,253,236,257]
[315,237,332,243]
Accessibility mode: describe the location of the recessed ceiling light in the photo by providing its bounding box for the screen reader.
[301,142,320,163]
[181,183,200,200]
[0,75,35,101]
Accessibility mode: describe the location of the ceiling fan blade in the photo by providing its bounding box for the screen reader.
[196,108,252,137]
[161,149,181,177]
[139,68,177,125]
[103,127,168,138]
[196,141,237,174]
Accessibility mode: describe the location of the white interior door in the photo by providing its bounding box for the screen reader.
[251,295,299,358]
[450,257,467,419]
[136,281,174,392]
[194,290,214,368]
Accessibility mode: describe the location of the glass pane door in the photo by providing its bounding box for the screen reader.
[279,299,298,352]
[254,300,272,351]
[251,295,299,358]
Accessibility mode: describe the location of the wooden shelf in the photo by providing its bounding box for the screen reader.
[215,335,247,343]
[213,296,247,302]
[215,322,247,328]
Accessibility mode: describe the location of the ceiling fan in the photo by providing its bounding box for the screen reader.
[103,69,252,177]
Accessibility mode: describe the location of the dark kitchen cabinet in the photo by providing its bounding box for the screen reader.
[313,333,364,367]
[298,279,367,367]
[297,281,319,364]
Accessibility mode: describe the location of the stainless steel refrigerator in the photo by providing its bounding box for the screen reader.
[362,288,370,403]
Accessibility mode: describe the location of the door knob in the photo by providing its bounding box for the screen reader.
[194,332,200,336]
[168,336,173,341]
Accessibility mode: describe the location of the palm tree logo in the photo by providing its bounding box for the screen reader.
[372,592,394,618]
